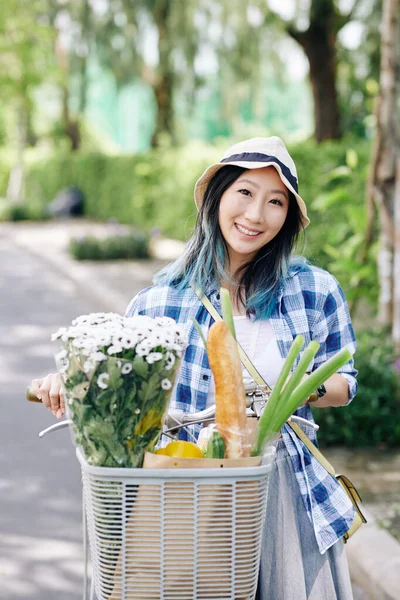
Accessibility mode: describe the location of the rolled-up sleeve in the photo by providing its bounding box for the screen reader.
[125,295,139,318]
[311,275,358,404]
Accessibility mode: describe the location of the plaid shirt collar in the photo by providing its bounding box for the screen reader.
[126,264,358,554]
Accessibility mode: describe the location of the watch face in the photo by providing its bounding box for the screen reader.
[317,384,327,398]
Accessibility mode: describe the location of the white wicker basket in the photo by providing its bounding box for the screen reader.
[78,449,274,600]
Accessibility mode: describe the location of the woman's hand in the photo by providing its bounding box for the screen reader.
[30,373,65,419]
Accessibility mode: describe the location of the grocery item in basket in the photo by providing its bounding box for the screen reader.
[154,440,203,458]
[205,430,225,458]
[207,319,249,459]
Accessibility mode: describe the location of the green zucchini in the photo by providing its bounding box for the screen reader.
[206,431,225,459]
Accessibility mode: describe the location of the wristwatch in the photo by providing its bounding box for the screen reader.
[308,383,327,403]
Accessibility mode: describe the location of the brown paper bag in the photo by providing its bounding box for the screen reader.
[107,452,265,600]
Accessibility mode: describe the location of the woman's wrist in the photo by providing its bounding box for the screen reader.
[307,374,349,408]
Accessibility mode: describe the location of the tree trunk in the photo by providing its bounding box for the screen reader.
[78,0,90,118]
[301,29,341,142]
[151,72,174,147]
[56,35,81,151]
[151,0,175,147]
[372,0,400,328]
[6,101,28,204]
[62,84,81,151]
[393,155,400,364]
[287,0,341,142]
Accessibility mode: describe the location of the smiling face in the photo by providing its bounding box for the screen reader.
[218,166,290,272]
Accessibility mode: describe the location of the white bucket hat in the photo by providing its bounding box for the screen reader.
[194,136,310,230]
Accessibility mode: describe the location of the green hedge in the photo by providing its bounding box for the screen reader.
[24,143,221,240]
[3,137,377,309]
[314,327,400,447]
[23,137,376,307]
[9,137,370,245]
[69,230,150,260]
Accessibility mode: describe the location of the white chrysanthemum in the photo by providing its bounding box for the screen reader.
[91,351,108,362]
[136,339,153,356]
[55,350,69,373]
[124,315,154,330]
[83,360,94,373]
[146,351,163,364]
[52,327,67,341]
[155,317,176,327]
[95,334,113,347]
[107,343,123,355]
[121,363,133,375]
[53,313,187,371]
[97,373,110,389]
[118,333,139,349]
[165,351,175,371]
[161,378,172,390]
[72,336,92,348]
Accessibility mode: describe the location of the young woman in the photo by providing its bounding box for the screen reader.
[31,137,358,599]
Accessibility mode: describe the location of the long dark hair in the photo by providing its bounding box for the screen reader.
[154,165,306,319]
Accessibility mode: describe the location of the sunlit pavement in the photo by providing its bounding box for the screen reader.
[0,239,101,599]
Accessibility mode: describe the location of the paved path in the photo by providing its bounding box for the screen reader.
[0,240,104,599]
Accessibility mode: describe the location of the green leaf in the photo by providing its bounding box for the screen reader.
[193,317,208,350]
[132,355,149,378]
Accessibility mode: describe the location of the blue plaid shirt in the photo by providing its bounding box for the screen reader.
[126,262,358,554]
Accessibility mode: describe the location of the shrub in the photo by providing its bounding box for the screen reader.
[313,327,400,448]
[0,198,48,221]
[25,143,219,239]
[69,229,150,261]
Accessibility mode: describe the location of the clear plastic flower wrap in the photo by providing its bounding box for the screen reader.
[53,313,187,467]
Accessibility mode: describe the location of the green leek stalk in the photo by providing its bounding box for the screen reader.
[220,287,236,340]
[252,345,352,456]
[252,335,304,455]
[268,341,320,433]
[278,347,352,428]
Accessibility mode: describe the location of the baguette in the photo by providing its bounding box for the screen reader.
[207,321,249,458]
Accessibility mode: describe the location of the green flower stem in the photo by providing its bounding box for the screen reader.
[193,318,207,350]
[279,347,352,427]
[221,287,236,340]
[269,341,320,433]
[252,335,304,456]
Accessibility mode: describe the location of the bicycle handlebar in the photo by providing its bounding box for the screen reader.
[26,387,43,403]
[27,387,319,438]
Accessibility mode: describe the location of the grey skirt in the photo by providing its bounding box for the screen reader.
[256,440,354,600]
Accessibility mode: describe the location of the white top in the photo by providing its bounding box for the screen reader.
[205,316,285,408]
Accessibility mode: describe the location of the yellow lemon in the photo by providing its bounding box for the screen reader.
[154,447,169,456]
[155,441,203,459]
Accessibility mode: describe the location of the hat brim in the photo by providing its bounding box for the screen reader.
[194,161,310,231]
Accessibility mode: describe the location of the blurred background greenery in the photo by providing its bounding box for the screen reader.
[1,0,399,446]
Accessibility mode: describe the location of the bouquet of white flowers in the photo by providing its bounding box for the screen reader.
[52,312,187,467]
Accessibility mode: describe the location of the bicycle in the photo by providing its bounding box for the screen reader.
[27,387,318,600]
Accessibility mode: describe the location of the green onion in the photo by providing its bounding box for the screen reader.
[220,287,236,340]
[269,341,319,433]
[252,342,352,456]
[252,335,304,456]
[278,347,352,427]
